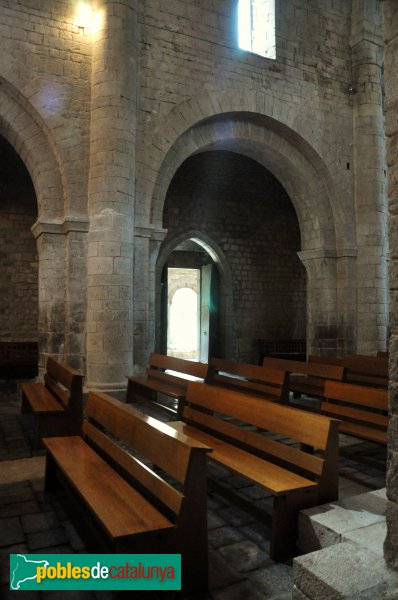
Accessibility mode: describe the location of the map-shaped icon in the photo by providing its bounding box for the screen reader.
[10,554,49,590]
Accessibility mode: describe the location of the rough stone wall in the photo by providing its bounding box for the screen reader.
[383,0,398,571]
[0,204,38,341]
[163,151,305,363]
[0,136,38,342]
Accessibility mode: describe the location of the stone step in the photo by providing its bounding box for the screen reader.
[298,487,387,554]
[293,541,398,599]
[294,488,398,599]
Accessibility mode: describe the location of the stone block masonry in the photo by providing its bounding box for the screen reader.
[0,137,37,343]
[383,0,398,571]
[163,151,306,363]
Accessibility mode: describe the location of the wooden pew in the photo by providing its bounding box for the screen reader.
[322,380,388,445]
[206,357,289,403]
[44,391,211,595]
[20,356,83,447]
[309,354,388,389]
[263,356,345,400]
[0,341,38,378]
[257,338,306,364]
[169,381,340,561]
[341,354,388,388]
[126,353,208,418]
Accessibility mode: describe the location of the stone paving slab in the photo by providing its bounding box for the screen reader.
[0,456,45,484]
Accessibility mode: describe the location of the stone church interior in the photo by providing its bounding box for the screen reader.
[1,0,398,597]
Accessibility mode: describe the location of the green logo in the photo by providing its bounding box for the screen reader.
[10,554,181,590]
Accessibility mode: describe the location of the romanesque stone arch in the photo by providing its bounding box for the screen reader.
[0,77,65,220]
[140,89,352,257]
[0,77,83,368]
[144,94,350,357]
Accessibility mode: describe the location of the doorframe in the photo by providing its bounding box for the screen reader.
[155,231,233,358]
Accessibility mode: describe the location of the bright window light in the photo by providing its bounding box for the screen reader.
[238,0,276,59]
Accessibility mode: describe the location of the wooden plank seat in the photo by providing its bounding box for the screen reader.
[206,357,289,403]
[309,354,389,389]
[262,356,345,400]
[20,356,83,448]
[168,381,340,561]
[322,380,388,445]
[44,391,211,595]
[127,352,208,418]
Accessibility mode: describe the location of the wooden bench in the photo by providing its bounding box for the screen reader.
[127,353,208,418]
[206,357,289,403]
[20,357,83,447]
[322,380,388,445]
[44,391,211,594]
[168,381,340,561]
[309,354,388,389]
[262,356,345,401]
[257,338,306,364]
[341,354,388,388]
[0,341,38,379]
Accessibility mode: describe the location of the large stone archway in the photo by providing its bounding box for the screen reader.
[0,78,88,370]
[134,108,359,368]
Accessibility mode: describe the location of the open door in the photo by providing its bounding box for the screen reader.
[160,264,168,355]
[159,244,220,361]
[200,263,219,362]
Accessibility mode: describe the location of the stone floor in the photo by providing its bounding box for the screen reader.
[0,380,387,599]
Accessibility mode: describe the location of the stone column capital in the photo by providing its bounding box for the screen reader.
[134,225,168,242]
[63,216,90,234]
[31,219,63,238]
[31,217,89,238]
[297,248,337,263]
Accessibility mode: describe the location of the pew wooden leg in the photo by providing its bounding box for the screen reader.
[178,451,209,594]
[44,453,58,492]
[270,489,317,561]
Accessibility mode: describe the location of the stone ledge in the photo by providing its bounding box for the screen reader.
[294,542,398,599]
[298,488,386,554]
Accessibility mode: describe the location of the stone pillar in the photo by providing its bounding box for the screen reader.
[336,251,358,354]
[133,226,167,375]
[86,0,138,389]
[64,218,89,372]
[383,0,398,570]
[298,250,338,356]
[32,221,67,374]
[351,0,388,354]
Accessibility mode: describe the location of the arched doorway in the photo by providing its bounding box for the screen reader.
[0,135,38,345]
[159,238,221,362]
[145,111,347,366]
[159,150,305,364]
